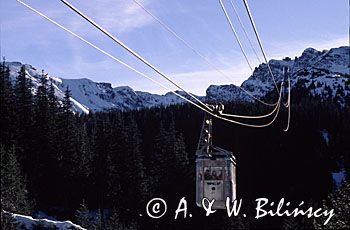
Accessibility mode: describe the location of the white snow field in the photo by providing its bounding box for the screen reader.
[5,211,86,230]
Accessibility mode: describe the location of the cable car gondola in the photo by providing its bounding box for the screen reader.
[195,104,237,209]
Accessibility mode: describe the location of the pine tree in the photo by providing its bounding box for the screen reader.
[122,118,149,212]
[0,60,15,147]
[76,124,93,179]
[14,65,34,169]
[45,79,62,201]
[34,71,49,130]
[150,121,168,195]
[63,86,73,116]
[31,70,51,203]
[89,115,113,222]
[52,85,83,207]
[76,200,93,229]
[98,114,149,224]
[93,208,103,230]
[47,79,59,147]
[168,120,189,171]
[152,119,190,197]
[47,79,59,118]
[0,145,30,214]
[56,85,78,171]
[105,209,122,230]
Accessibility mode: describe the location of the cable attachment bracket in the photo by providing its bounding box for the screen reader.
[196,104,224,157]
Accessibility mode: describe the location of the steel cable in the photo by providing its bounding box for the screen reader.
[17,0,284,128]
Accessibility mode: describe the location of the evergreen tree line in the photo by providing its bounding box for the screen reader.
[1,62,349,229]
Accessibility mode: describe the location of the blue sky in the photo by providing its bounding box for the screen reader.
[1,0,348,95]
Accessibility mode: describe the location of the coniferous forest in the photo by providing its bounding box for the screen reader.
[1,62,350,229]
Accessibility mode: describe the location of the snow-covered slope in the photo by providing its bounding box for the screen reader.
[6,46,349,113]
[7,62,187,113]
[7,62,91,113]
[5,211,85,230]
[207,46,350,106]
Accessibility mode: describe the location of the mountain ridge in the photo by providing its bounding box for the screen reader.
[6,46,350,113]
[207,46,349,106]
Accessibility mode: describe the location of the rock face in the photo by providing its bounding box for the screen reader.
[6,46,350,113]
[207,46,350,106]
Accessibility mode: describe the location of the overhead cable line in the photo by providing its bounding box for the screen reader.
[218,0,253,72]
[220,97,279,119]
[17,0,285,128]
[284,62,296,107]
[59,0,284,125]
[228,0,261,63]
[14,1,180,97]
[283,76,291,132]
[242,0,279,93]
[60,0,284,119]
[133,0,277,107]
[59,0,214,112]
[218,0,281,106]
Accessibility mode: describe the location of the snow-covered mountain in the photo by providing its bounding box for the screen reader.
[207,46,350,105]
[7,62,189,113]
[6,46,349,113]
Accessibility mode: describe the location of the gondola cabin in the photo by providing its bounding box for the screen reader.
[196,147,236,209]
[195,106,237,209]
